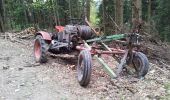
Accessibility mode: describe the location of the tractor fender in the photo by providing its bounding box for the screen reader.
[35,31,52,41]
[55,26,64,32]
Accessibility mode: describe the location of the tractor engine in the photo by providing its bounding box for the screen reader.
[49,25,93,53]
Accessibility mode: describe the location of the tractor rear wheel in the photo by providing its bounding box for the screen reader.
[34,35,48,63]
[77,50,92,87]
[132,52,149,78]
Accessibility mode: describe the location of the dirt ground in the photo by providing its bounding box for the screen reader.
[0,37,170,100]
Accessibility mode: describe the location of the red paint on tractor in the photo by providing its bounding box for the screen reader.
[34,40,41,59]
[37,31,52,41]
[55,26,64,32]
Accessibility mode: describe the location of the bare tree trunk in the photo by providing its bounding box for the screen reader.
[77,0,81,18]
[102,0,106,34]
[148,0,151,33]
[20,0,28,27]
[0,0,5,32]
[56,0,60,25]
[132,0,142,31]
[115,0,123,32]
[0,15,4,32]
[86,0,91,21]
[51,0,57,25]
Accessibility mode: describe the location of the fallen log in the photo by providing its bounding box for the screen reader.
[19,34,34,39]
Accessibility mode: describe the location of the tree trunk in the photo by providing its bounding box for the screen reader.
[52,0,57,25]
[102,0,106,34]
[148,0,151,33]
[0,15,4,32]
[56,0,60,25]
[0,0,5,32]
[115,0,123,32]
[132,0,142,31]
[86,0,91,21]
[20,0,28,28]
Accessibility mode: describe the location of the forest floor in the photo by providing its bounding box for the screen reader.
[0,34,170,100]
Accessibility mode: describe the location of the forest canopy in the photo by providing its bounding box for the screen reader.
[0,0,170,42]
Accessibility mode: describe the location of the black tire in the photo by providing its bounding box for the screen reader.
[34,35,48,63]
[132,52,149,78]
[77,50,92,87]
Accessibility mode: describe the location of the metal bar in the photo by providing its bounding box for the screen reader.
[100,42,117,78]
[83,41,117,78]
[101,42,112,51]
[76,46,125,55]
[106,34,125,40]
[96,50,125,54]
[86,37,102,43]
[86,34,126,43]
[50,41,69,49]
[117,50,129,75]
[83,40,91,50]
[111,48,126,52]
[94,55,117,78]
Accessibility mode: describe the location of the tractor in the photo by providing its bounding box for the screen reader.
[33,17,149,87]
[34,19,94,63]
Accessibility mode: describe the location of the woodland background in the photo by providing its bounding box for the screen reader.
[0,0,170,42]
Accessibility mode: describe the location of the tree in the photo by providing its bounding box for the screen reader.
[132,0,142,31]
[147,0,151,33]
[155,0,170,42]
[115,0,123,32]
[86,0,91,21]
[123,0,131,23]
[0,0,5,32]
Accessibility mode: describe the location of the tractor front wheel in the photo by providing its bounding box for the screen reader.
[77,50,92,87]
[34,35,48,63]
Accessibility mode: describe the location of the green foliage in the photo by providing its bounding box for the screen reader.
[90,0,99,25]
[4,0,84,30]
[98,0,115,24]
[155,0,170,42]
[123,0,131,23]
[2,0,170,42]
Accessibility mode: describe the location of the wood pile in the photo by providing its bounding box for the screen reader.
[0,27,36,44]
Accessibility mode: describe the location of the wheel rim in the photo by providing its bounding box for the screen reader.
[133,57,143,74]
[34,40,41,60]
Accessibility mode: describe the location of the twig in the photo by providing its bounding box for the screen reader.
[24,63,40,67]
[108,15,121,32]
[7,33,27,45]
[20,34,34,39]
[13,39,27,45]
[143,32,152,37]
[7,32,14,41]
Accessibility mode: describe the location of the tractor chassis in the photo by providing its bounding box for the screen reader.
[34,30,149,87]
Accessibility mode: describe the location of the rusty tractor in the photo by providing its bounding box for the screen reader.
[34,19,149,87]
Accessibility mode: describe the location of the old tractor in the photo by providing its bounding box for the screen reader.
[34,18,149,87]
